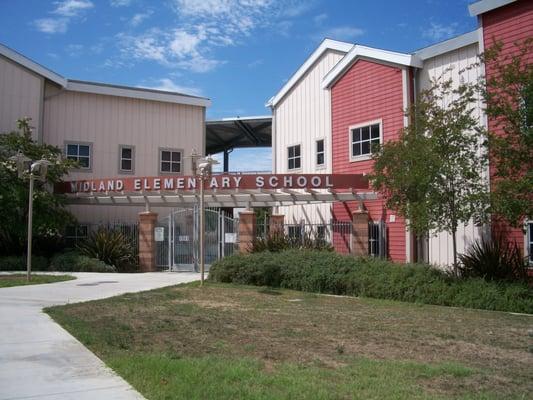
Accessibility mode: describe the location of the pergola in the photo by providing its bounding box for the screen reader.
[206,116,272,172]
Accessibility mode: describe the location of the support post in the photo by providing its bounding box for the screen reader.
[26,174,34,281]
[269,214,284,235]
[351,209,369,257]
[238,210,256,253]
[138,211,158,272]
[223,149,230,173]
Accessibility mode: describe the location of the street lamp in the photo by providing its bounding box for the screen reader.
[196,154,219,286]
[9,152,51,281]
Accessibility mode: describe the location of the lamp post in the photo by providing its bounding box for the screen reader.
[196,154,219,286]
[9,152,51,281]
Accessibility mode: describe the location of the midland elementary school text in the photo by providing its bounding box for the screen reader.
[58,174,369,194]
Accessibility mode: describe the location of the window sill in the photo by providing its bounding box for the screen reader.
[350,154,372,162]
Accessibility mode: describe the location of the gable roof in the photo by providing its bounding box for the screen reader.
[468,0,516,16]
[322,45,423,89]
[266,38,353,108]
[0,42,211,107]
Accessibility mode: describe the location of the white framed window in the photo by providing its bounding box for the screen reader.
[287,144,301,170]
[527,221,533,265]
[316,139,325,167]
[159,148,182,173]
[65,142,91,170]
[349,120,382,161]
[119,145,134,173]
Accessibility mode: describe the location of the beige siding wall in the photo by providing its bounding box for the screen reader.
[0,55,43,140]
[42,88,205,223]
[274,49,345,224]
[418,43,485,267]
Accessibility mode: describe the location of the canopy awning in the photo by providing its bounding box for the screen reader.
[206,116,271,155]
[65,189,376,208]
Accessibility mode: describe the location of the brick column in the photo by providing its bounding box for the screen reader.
[238,210,256,253]
[269,214,284,235]
[351,210,369,257]
[138,211,158,272]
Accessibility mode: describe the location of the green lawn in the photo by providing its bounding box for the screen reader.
[46,283,533,400]
[0,273,75,288]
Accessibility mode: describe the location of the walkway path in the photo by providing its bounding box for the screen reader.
[0,272,200,400]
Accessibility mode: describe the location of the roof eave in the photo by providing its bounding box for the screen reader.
[468,0,516,16]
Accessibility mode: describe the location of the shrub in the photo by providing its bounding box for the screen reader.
[0,255,49,271]
[251,231,333,253]
[49,251,116,273]
[208,250,533,314]
[458,237,528,282]
[77,228,137,272]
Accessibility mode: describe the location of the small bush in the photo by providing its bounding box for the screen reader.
[77,228,137,272]
[0,255,49,271]
[458,237,528,282]
[49,251,116,273]
[208,250,533,314]
[251,231,333,253]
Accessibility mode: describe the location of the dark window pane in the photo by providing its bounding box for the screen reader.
[294,145,300,157]
[353,128,361,143]
[353,143,361,156]
[362,126,370,141]
[161,161,170,172]
[171,151,181,162]
[317,140,324,152]
[294,157,301,169]
[161,151,170,161]
[288,159,294,169]
[371,124,380,139]
[317,153,324,165]
[67,144,78,156]
[79,157,90,168]
[288,147,294,158]
[171,162,180,172]
[122,147,132,159]
[361,141,370,155]
[121,159,132,171]
[77,226,88,237]
[67,155,77,161]
[79,145,90,156]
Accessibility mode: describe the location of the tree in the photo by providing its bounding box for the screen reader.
[0,118,77,255]
[371,74,489,271]
[481,39,533,227]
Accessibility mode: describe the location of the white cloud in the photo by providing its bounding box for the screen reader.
[313,13,328,26]
[138,78,202,96]
[248,59,263,68]
[110,0,132,6]
[422,22,458,41]
[66,43,84,57]
[34,0,93,34]
[53,0,94,17]
[115,0,308,73]
[34,18,68,34]
[129,10,152,27]
[321,26,364,41]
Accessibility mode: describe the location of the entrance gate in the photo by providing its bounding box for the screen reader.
[156,207,238,271]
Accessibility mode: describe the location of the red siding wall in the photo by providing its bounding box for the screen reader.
[330,59,407,262]
[483,0,533,253]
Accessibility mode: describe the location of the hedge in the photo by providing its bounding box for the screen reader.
[208,250,533,314]
[0,252,116,273]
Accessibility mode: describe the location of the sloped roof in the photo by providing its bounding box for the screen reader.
[468,0,516,16]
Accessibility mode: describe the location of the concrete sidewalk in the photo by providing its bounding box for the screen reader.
[0,272,200,400]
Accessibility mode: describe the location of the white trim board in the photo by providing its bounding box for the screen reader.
[468,0,516,16]
[322,45,423,89]
[266,38,353,108]
[66,80,211,108]
[414,30,480,60]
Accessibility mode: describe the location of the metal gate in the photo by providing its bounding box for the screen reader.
[156,207,238,271]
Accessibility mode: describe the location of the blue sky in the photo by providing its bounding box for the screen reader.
[0,0,478,172]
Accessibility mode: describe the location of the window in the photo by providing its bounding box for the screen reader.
[527,221,533,264]
[160,149,182,173]
[316,225,326,240]
[316,139,325,167]
[119,145,134,173]
[66,143,91,169]
[287,144,301,170]
[65,224,88,247]
[350,121,381,160]
[288,225,302,240]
